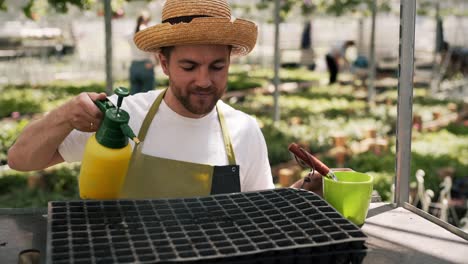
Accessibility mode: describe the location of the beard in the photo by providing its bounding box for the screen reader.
[171,85,225,116]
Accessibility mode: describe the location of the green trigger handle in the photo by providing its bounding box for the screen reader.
[94,99,114,114]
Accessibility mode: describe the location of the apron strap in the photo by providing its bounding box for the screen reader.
[216,103,236,165]
[137,89,237,164]
[137,89,166,141]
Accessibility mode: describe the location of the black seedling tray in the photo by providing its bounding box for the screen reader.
[46,188,368,264]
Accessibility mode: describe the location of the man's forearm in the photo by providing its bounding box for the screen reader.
[7,104,73,171]
[7,92,106,171]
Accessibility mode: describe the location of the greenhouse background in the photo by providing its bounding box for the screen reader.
[0,0,467,246]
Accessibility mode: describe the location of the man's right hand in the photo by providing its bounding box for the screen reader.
[65,92,107,132]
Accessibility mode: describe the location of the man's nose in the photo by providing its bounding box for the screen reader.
[194,67,212,88]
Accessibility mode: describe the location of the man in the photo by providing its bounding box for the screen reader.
[7,0,274,198]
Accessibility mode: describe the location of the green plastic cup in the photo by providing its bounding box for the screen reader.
[323,171,373,226]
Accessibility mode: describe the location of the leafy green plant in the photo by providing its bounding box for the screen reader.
[0,172,29,194]
[347,152,395,173]
[260,120,295,165]
[278,68,321,83]
[228,73,266,91]
[0,185,80,208]
[412,130,468,164]
[446,122,468,135]
[411,153,468,194]
[0,89,44,117]
[41,164,80,194]
[229,66,321,83]
[0,164,80,208]
[0,119,29,162]
[368,172,394,202]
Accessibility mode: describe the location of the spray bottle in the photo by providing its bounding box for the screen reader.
[79,87,140,199]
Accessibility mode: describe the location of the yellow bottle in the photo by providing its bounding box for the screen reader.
[79,87,139,199]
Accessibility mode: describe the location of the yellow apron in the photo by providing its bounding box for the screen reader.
[120,89,240,198]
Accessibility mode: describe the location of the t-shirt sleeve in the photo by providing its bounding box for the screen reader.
[240,117,274,192]
[58,130,92,162]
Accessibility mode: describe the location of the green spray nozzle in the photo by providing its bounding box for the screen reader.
[121,124,140,144]
[94,87,140,148]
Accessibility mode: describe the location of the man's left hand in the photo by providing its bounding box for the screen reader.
[290,168,353,197]
[290,171,324,197]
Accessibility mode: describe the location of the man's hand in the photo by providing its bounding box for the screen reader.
[65,92,107,132]
[290,168,353,197]
[290,171,324,197]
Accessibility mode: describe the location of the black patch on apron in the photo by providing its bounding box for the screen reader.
[211,165,240,194]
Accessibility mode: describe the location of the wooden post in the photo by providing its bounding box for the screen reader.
[365,128,377,139]
[278,168,295,187]
[332,135,348,167]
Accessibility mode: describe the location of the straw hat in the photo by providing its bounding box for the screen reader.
[134,0,258,56]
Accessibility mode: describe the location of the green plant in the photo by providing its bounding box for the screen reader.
[228,73,266,91]
[367,172,394,202]
[41,164,80,194]
[0,172,29,194]
[412,130,468,164]
[347,152,395,173]
[0,119,29,161]
[260,120,295,165]
[278,68,321,83]
[0,164,80,208]
[446,122,468,135]
[0,187,78,208]
[411,153,468,195]
[0,89,44,117]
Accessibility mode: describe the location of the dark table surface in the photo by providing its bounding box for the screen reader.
[0,208,47,264]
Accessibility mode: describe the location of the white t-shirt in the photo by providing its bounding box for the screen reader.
[58,89,274,192]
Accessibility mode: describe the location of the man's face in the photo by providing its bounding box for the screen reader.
[159,45,231,118]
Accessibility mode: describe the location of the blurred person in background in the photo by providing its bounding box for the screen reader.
[325,40,356,85]
[128,11,157,95]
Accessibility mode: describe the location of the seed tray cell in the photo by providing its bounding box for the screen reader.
[47,188,367,263]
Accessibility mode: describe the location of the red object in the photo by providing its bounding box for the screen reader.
[288,143,331,176]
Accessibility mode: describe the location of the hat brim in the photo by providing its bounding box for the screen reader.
[134,17,257,56]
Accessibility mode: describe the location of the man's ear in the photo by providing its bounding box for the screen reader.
[158,52,169,76]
